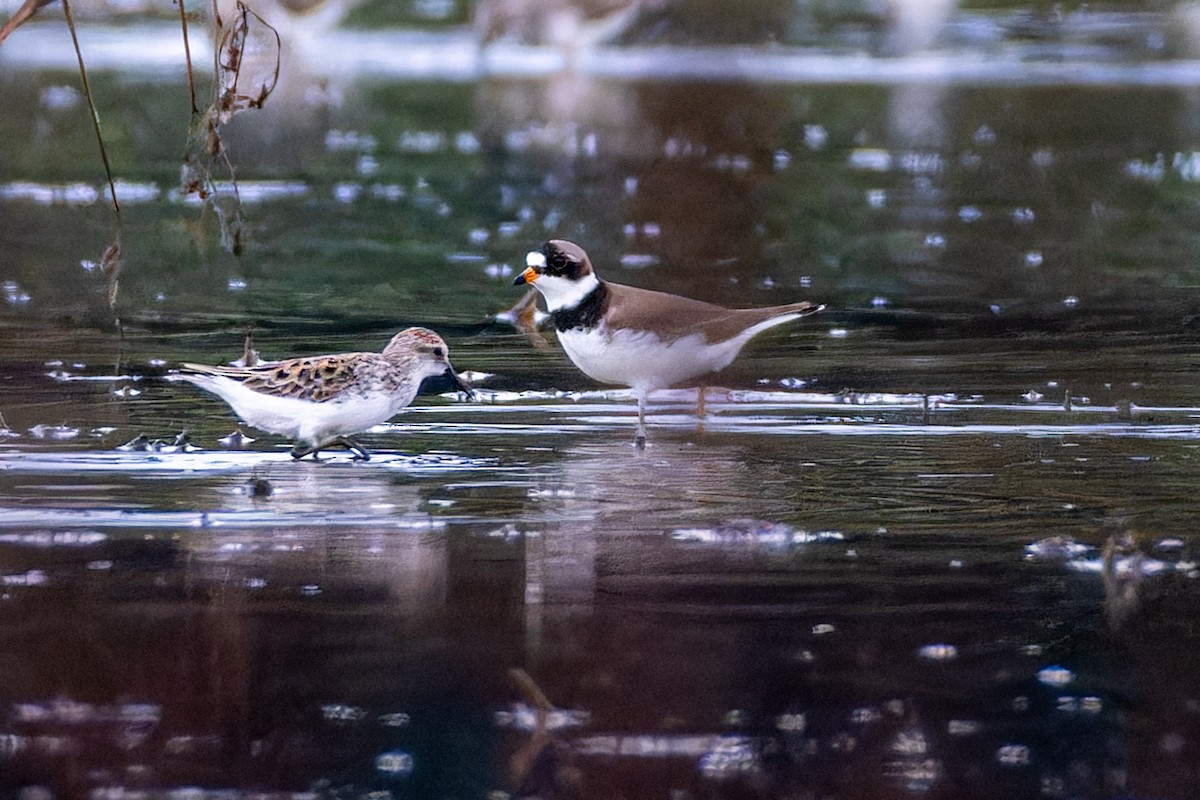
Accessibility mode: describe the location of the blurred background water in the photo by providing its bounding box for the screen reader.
[3,1,1200,798]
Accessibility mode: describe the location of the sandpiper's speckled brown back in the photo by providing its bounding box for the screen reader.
[179,327,452,403]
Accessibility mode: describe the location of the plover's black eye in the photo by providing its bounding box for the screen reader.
[547,250,575,276]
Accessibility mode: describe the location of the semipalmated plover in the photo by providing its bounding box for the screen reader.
[514,239,824,444]
[173,327,472,460]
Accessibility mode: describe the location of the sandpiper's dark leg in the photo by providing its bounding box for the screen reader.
[290,443,322,461]
[696,385,708,433]
[337,436,372,461]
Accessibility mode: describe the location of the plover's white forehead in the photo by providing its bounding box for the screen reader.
[526,251,547,268]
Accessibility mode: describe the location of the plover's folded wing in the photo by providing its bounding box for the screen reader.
[604,283,823,344]
[179,354,368,402]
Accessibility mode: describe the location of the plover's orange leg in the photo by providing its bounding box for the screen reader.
[635,390,648,449]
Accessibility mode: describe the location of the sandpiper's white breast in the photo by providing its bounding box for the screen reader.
[180,374,417,444]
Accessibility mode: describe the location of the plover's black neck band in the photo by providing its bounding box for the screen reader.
[553,280,610,332]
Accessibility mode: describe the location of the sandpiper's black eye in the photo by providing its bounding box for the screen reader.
[433,346,445,358]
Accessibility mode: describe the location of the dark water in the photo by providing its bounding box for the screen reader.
[3,7,1200,799]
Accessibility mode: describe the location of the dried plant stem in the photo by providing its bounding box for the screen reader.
[178,0,198,115]
[62,0,121,219]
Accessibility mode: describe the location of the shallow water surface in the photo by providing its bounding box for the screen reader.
[3,7,1200,798]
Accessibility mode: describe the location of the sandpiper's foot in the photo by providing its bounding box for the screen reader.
[290,444,323,461]
[337,437,372,461]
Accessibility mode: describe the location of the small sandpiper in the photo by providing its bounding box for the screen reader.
[514,239,824,445]
[173,327,472,460]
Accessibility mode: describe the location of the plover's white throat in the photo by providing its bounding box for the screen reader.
[172,327,472,460]
[514,239,824,445]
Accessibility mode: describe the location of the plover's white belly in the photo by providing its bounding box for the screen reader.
[557,326,742,391]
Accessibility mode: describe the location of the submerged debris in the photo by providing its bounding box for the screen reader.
[218,428,256,449]
[116,431,197,453]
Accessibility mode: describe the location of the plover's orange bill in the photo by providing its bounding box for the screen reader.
[514,239,824,446]
[173,327,473,460]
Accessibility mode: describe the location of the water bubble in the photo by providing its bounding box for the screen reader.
[1022,390,1044,403]
[619,253,659,269]
[812,623,836,635]
[64,183,99,205]
[900,152,944,175]
[830,732,858,753]
[848,148,892,172]
[375,749,415,777]
[917,643,958,661]
[828,328,849,339]
[699,736,760,779]
[1024,251,1044,268]
[378,712,411,727]
[947,719,981,736]
[973,125,997,145]
[890,728,930,756]
[484,263,513,279]
[775,712,806,732]
[958,205,982,222]
[1025,536,1090,561]
[924,233,946,249]
[356,155,379,177]
[1012,207,1036,223]
[1160,732,1186,755]
[1037,665,1075,687]
[333,183,361,203]
[996,743,1031,766]
[773,149,792,171]
[804,125,828,150]
[1063,296,1079,308]
[866,188,887,208]
[227,278,247,292]
[398,130,446,153]
[370,184,404,202]
[2,570,48,586]
[321,704,367,724]
[40,84,80,110]
[454,131,481,154]
[850,707,881,724]
[1031,148,1055,168]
